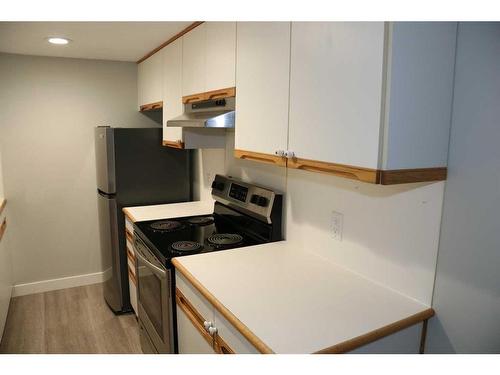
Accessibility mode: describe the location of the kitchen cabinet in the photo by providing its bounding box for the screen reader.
[182,22,236,103]
[138,50,163,111]
[234,22,291,167]
[205,22,236,93]
[182,23,206,98]
[234,22,457,184]
[161,34,227,150]
[125,217,138,316]
[162,37,184,149]
[175,272,258,354]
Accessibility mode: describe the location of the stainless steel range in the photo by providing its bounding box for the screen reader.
[133,175,283,354]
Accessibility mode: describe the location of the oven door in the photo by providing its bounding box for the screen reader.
[134,236,173,353]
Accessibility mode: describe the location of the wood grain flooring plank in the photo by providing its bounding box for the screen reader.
[0,283,141,354]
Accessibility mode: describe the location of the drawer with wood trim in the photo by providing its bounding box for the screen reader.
[125,220,138,316]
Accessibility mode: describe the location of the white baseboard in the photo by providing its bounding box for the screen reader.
[12,268,112,297]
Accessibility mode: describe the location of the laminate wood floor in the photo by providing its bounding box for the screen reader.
[0,283,142,354]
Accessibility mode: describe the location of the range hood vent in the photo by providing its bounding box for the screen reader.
[167,97,235,128]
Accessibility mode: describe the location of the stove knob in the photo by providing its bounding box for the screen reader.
[211,181,225,191]
[257,196,268,207]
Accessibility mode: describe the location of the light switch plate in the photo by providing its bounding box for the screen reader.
[331,211,343,241]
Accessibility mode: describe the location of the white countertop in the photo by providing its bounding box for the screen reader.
[123,200,214,222]
[173,241,432,353]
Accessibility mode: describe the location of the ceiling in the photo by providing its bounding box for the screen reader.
[0,22,192,62]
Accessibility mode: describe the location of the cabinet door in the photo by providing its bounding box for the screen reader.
[214,309,259,354]
[176,302,216,354]
[288,22,386,169]
[182,23,206,97]
[234,22,291,163]
[205,22,236,92]
[162,37,184,146]
[138,51,163,108]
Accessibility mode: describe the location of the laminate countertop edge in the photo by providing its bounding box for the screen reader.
[122,207,137,223]
[172,254,435,354]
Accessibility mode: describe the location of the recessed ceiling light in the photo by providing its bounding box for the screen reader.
[47,37,70,45]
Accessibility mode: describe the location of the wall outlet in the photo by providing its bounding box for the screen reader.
[331,211,343,241]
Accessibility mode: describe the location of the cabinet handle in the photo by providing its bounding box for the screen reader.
[208,326,218,336]
[204,321,213,331]
[275,150,285,157]
[284,150,295,159]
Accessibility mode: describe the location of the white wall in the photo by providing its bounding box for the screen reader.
[286,171,444,305]
[221,132,444,305]
[426,23,500,353]
[0,145,13,339]
[0,53,158,286]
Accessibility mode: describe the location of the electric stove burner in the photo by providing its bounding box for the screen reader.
[171,241,203,253]
[207,233,244,247]
[186,216,215,226]
[149,220,184,233]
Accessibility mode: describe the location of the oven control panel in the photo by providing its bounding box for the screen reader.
[211,175,280,223]
[229,183,248,203]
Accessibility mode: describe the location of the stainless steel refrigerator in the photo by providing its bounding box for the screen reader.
[95,126,191,314]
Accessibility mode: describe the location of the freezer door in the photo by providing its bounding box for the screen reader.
[95,127,116,194]
[97,191,122,312]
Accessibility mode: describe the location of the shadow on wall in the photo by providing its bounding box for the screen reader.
[139,110,162,125]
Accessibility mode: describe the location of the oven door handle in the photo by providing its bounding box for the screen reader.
[135,249,167,279]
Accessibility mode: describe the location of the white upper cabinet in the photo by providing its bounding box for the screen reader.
[234,22,291,165]
[182,22,236,99]
[288,22,386,170]
[205,22,236,92]
[182,23,206,97]
[234,21,457,184]
[137,51,163,109]
[289,22,457,174]
[162,37,184,146]
[382,22,457,171]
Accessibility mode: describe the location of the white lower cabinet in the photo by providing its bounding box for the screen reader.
[175,272,257,354]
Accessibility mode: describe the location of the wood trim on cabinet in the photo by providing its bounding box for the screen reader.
[123,208,137,223]
[0,199,6,217]
[215,334,235,354]
[379,167,447,185]
[182,86,236,104]
[162,140,185,149]
[204,87,236,100]
[182,93,206,104]
[137,22,204,64]
[287,157,380,184]
[126,246,136,263]
[125,229,134,244]
[419,319,429,354]
[314,308,435,354]
[172,259,274,354]
[234,149,287,168]
[140,101,163,112]
[0,219,6,243]
[128,266,137,285]
[176,287,215,347]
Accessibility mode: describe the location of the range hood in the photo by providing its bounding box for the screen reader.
[167,97,235,128]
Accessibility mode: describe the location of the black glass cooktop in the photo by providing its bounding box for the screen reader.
[133,211,262,265]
